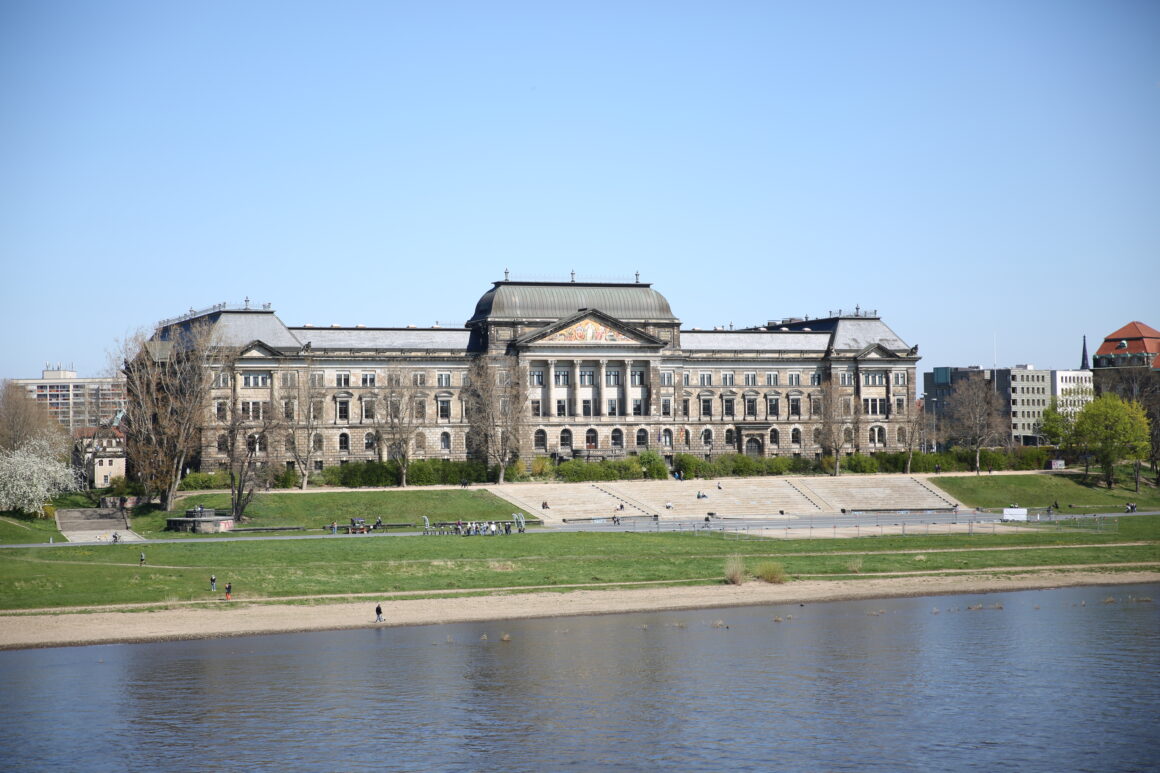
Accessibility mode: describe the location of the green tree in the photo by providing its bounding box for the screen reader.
[1072,394,1151,490]
[1039,398,1072,446]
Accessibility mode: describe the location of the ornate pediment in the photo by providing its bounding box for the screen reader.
[853,343,902,360]
[514,309,665,349]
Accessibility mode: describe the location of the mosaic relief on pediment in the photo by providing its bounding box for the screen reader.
[542,318,638,344]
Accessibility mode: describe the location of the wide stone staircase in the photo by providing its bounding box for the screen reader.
[55,508,138,542]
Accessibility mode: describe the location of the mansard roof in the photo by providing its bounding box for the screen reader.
[681,331,831,352]
[154,309,302,352]
[468,280,678,325]
[292,327,471,351]
[1095,321,1160,357]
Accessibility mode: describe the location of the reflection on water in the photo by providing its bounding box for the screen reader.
[1,584,1157,772]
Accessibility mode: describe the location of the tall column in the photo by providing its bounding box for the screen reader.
[572,359,580,418]
[597,360,607,417]
[547,360,556,418]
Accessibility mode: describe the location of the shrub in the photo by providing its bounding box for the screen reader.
[106,476,145,496]
[672,453,704,480]
[178,471,229,490]
[637,450,669,480]
[761,457,793,475]
[844,454,879,474]
[789,456,814,474]
[273,467,300,489]
[724,555,746,585]
[319,466,344,486]
[755,561,788,584]
[529,456,553,478]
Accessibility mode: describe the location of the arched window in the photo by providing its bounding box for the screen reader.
[684,429,692,447]
[869,426,885,445]
[897,427,906,443]
[338,433,350,452]
[636,429,648,447]
[216,434,228,452]
[248,433,266,452]
[414,432,426,451]
[364,432,376,451]
[560,429,572,448]
[662,429,673,447]
[441,432,452,451]
[534,429,547,451]
[312,433,323,452]
[791,428,802,444]
[611,429,624,448]
[813,428,821,445]
[770,428,780,446]
[702,428,713,446]
[725,428,735,445]
[843,428,853,444]
[746,437,762,456]
[586,429,599,449]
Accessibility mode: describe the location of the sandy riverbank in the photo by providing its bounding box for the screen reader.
[2,570,1157,651]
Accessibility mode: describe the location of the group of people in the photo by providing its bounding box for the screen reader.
[453,519,522,536]
[209,574,232,600]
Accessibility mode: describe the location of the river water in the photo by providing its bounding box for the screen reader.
[1,584,1157,772]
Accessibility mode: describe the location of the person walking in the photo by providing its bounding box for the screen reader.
[210,574,217,592]
[225,582,232,601]
[375,603,384,623]
[139,552,146,566]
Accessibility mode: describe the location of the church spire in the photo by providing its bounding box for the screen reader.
[1080,335,1090,370]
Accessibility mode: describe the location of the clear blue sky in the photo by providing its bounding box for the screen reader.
[2,0,1157,386]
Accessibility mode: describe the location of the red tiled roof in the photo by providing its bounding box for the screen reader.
[1095,320,1160,357]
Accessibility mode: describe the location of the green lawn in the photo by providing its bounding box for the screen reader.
[931,472,1160,512]
[0,514,63,545]
[132,489,525,537]
[1,516,1155,611]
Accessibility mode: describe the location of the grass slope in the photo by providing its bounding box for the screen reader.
[932,472,1160,512]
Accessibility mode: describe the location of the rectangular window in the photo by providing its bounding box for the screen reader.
[745,398,757,417]
[438,400,450,420]
[631,371,645,386]
[415,400,426,420]
[840,372,853,386]
[215,400,228,422]
[809,372,822,386]
[530,399,541,417]
[863,372,885,386]
[606,370,621,386]
[662,398,672,416]
[788,373,801,387]
[701,398,713,417]
[314,460,323,472]
[897,397,906,414]
[437,372,452,387]
[554,370,569,386]
[767,397,780,416]
[682,372,691,386]
[283,400,296,421]
[241,401,267,420]
[362,400,375,420]
[723,398,734,417]
[579,370,594,386]
[242,372,270,388]
[862,398,887,415]
[387,373,402,387]
[744,373,757,386]
[699,372,712,386]
[681,399,690,417]
[361,373,376,388]
[213,372,231,388]
[607,399,618,416]
[311,400,323,421]
[893,371,907,386]
[582,399,592,417]
[766,372,778,386]
[336,373,350,388]
[789,397,801,417]
[413,373,426,387]
[632,399,643,416]
[721,372,735,386]
[660,372,674,386]
[530,370,544,386]
[557,400,567,417]
[310,372,324,388]
[810,397,821,415]
[281,372,298,388]
[337,400,349,421]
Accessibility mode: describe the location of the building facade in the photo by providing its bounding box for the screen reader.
[12,366,127,433]
[151,280,920,475]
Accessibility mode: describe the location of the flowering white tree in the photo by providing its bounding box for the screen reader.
[0,436,81,515]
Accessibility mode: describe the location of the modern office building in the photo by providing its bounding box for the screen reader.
[12,366,127,433]
[148,278,920,475]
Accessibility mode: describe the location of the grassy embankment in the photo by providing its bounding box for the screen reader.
[933,470,1160,513]
[1,473,1157,611]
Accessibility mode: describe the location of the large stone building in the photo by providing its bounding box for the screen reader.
[152,279,920,475]
[12,366,127,433]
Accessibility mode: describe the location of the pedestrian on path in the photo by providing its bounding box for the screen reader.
[210,574,216,592]
[139,552,146,566]
[225,582,232,601]
[375,604,384,623]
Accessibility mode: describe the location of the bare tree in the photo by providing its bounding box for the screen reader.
[900,399,925,474]
[814,379,849,476]
[216,392,282,522]
[943,377,1006,474]
[119,321,220,511]
[464,355,528,483]
[369,368,426,487]
[282,360,327,489]
[0,380,65,453]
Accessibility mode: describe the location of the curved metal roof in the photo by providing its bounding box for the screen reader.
[468,281,678,324]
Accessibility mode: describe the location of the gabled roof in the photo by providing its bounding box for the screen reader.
[512,309,665,348]
[1095,321,1160,356]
